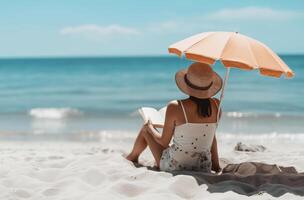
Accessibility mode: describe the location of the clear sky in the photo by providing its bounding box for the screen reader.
[0,0,303,57]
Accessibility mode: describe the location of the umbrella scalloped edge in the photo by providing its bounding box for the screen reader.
[259,68,283,78]
[169,48,294,79]
[168,48,182,57]
[185,53,216,65]
[221,60,255,71]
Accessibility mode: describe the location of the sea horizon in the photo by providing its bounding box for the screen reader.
[0,53,304,60]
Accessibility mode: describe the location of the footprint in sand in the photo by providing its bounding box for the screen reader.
[2,179,13,187]
[35,157,47,162]
[48,155,64,160]
[29,168,61,182]
[42,188,60,196]
[110,181,148,197]
[24,157,33,161]
[168,176,200,199]
[14,189,31,198]
[47,159,72,169]
[81,168,105,186]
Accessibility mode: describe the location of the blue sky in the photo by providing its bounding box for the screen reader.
[0,0,303,57]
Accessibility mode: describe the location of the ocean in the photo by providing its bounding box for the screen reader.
[0,56,303,141]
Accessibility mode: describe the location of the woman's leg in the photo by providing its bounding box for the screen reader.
[126,126,148,162]
[141,128,165,167]
[127,125,165,166]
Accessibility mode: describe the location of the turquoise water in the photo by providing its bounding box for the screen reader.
[0,56,303,140]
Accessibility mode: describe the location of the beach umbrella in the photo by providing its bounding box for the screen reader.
[168,31,294,119]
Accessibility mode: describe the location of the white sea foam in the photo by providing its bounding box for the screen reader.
[226,112,258,118]
[217,132,304,141]
[94,130,304,144]
[225,112,288,119]
[29,108,82,119]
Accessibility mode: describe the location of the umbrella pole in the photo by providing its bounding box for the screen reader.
[217,67,230,121]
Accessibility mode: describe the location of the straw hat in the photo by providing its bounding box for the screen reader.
[175,62,223,98]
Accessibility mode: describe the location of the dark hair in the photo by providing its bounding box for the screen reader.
[189,96,212,118]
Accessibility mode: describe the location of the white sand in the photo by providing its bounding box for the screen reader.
[1,132,304,200]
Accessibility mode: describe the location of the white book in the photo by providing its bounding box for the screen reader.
[138,106,167,126]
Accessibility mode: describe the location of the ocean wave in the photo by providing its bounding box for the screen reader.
[94,130,304,145]
[225,112,283,119]
[94,130,304,144]
[29,108,82,119]
[226,112,257,118]
[218,132,304,140]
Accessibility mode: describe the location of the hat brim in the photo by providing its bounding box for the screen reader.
[175,68,223,98]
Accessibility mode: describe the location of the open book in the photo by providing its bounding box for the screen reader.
[138,106,167,126]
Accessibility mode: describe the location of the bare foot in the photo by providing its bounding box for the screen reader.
[125,154,138,163]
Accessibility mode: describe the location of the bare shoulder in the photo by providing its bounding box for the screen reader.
[166,100,180,115]
[167,100,179,109]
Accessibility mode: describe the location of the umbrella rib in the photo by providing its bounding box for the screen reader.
[221,34,258,70]
[261,42,289,75]
[183,32,216,55]
[247,38,259,69]
[219,32,234,61]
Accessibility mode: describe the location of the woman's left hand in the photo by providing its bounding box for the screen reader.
[146,120,162,138]
[146,120,155,133]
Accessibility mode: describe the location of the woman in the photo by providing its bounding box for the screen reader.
[126,62,222,173]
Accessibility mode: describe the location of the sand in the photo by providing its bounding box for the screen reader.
[0,132,304,200]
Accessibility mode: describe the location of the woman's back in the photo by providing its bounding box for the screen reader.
[127,62,222,173]
[174,98,219,126]
[159,98,220,171]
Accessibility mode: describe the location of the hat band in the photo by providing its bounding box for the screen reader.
[184,75,213,90]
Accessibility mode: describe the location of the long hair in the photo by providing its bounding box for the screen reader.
[189,96,211,118]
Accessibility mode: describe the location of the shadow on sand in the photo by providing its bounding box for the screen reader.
[134,162,304,197]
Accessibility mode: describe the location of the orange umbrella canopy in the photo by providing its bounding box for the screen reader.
[169,32,294,78]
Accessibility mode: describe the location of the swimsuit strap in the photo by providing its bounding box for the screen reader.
[179,100,188,123]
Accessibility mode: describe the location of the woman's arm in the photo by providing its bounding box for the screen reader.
[211,136,221,173]
[147,102,177,148]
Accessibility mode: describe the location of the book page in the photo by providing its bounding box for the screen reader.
[159,107,167,120]
[138,107,166,126]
